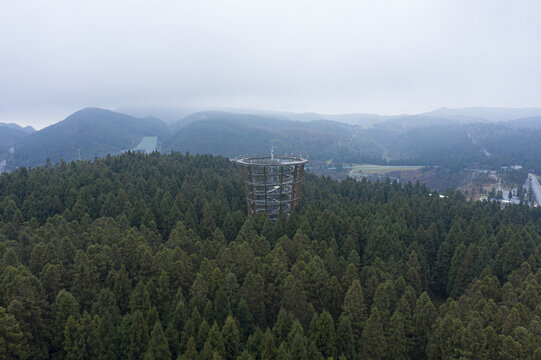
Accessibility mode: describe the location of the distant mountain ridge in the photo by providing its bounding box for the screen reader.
[6,107,170,168]
[118,105,541,129]
[4,105,541,172]
[506,116,541,129]
[0,122,36,134]
[164,111,367,160]
[0,125,31,158]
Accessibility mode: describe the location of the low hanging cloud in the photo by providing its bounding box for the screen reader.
[1,0,540,128]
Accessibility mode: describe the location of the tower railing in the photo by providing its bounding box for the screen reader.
[235,155,308,219]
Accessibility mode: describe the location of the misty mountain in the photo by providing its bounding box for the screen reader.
[369,107,541,130]
[122,105,541,130]
[115,105,201,124]
[506,116,541,129]
[164,111,379,161]
[372,115,464,130]
[367,122,541,172]
[426,107,541,122]
[322,113,397,127]
[7,108,170,168]
[6,106,541,173]
[0,122,36,134]
[273,106,541,128]
[0,124,32,157]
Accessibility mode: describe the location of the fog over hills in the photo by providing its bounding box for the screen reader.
[4,108,169,168]
[118,105,541,128]
[3,105,541,176]
[426,107,541,123]
[0,124,33,155]
[507,116,541,129]
[164,111,365,159]
[0,122,36,134]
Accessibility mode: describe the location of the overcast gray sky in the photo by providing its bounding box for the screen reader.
[1,0,540,128]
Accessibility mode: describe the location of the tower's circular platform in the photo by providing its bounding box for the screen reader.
[235,155,308,219]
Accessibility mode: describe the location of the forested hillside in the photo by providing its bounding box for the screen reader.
[7,108,170,168]
[0,124,32,158]
[164,112,380,162]
[7,107,541,178]
[371,124,541,172]
[2,153,541,359]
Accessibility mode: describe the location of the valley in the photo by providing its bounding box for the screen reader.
[3,106,541,196]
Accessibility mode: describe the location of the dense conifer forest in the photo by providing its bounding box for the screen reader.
[2,152,541,359]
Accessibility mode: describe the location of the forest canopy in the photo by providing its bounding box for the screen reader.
[1,152,541,359]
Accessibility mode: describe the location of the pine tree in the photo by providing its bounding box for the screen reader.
[78,312,99,359]
[433,240,453,296]
[180,336,198,360]
[341,263,359,291]
[222,316,240,360]
[199,341,217,360]
[426,314,463,360]
[413,292,437,359]
[197,320,211,351]
[336,315,355,359]
[313,310,335,358]
[208,322,225,357]
[343,279,366,349]
[64,315,80,360]
[281,275,312,328]
[287,320,309,360]
[128,310,149,360]
[146,307,159,332]
[447,243,467,297]
[96,315,119,360]
[373,280,396,326]
[130,280,151,314]
[237,350,254,360]
[63,312,99,360]
[190,274,209,313]
[501,336,523,359]
[241,272,266,327]
[0,306,28,359]
[388,310,407,360]
[260,330,277,360]
[144,320,171,360]
[236,300,254,343]
[273,308,294,345]
[361,307,386,360]
[200,203,216,240]
[53,290,80,354]
[214,288,231,326]
[221,213,237,243]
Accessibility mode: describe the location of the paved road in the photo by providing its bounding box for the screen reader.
[529,173,541,206]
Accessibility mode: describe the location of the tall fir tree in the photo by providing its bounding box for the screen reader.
[361,307,386,360]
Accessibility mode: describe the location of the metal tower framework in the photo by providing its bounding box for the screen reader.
[236,154,308,219]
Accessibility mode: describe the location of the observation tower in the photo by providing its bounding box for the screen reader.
[235,148,308,220]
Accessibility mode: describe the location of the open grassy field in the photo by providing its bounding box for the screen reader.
[346,163,423,177]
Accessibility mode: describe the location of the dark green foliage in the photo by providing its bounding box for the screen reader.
[221,316,240,360]
[361,307,386,360]
[144,320,171,360]
[128,311,149,360]
[312,310,335,358]
[1,152,541,358]
[336,315,355,359]
[343,279,366,350]
[181,336,197,360]
[0,306,28,359]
